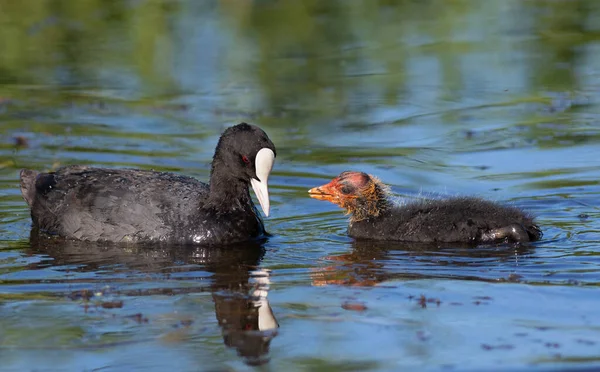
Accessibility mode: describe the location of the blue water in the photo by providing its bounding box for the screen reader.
[1,1,600,371]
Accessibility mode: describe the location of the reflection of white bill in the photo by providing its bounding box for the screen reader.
[251,268,279,331]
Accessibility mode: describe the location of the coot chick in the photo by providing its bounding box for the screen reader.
[20,123,276,245]
[308,171,542,244]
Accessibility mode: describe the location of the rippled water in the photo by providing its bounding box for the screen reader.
[1,1,600,371]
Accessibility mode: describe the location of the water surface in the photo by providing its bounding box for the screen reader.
[1,1,600,371]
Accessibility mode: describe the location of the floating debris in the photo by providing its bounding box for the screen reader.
[341,301,367,312]
[101,300,124,309]
[14,136,29,148]
[414,294,441,308]
[125,313,149,324]
[481,343,514,351]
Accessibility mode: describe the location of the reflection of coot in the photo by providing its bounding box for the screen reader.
[214,268,278,366]
[309,171,542,244]
[312,240,536,287]
[26,234,279,366]
[19,123,276,245]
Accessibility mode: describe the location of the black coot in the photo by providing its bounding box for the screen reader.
[309,171,542,244]
[20,123,276,245]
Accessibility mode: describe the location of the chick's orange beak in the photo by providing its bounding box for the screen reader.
[308,179,340,204]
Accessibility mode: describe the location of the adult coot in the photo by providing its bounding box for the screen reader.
[20,123,276,245]
[308,171,542,244]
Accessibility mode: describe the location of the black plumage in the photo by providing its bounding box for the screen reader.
[20,123,277,245]
[349,196,541,243]
[309,171,542,244]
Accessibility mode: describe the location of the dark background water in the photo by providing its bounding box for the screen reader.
[1,0,600,371]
